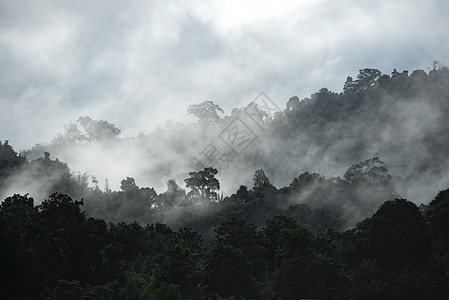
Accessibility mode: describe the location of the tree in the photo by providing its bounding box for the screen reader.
[202,243,254,298]
[251,169,277,202]
[427,188,449,254]
[118,271,151,300]
[272,226,349,299]
[184,167,220,201]
[253,169,270,188]
[37,193,91,286]
[428,188,449,235]
[164,179,186,206]
[215,217,260,251]
[187,101,224,123]
[19,152,76,196]
[263,216,298,272]
[287,172,324,194]
[366,198,432,268]
[51,280,85,300]
[149,282,182,300]
[77,116,121,141]
[0,194,45,298]
[203,217,265,298]
[343,76,357,95]
[52,122,86,145]
[344,157,393,190]
[231,185,251,203]
[343,69,382,94]
[120,177,137,192]
[356,68,382,90]
[51,116,121,146]
[0,140,26,186]
[285,96,300,112]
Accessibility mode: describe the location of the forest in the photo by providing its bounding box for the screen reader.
[1,65,449,299]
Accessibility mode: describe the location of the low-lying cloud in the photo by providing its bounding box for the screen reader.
[1,0,449,152]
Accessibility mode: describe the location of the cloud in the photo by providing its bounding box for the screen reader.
[1,0,449,153]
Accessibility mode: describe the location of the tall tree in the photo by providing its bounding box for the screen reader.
[187,101,224,123]
[184,167,220,201]
[253,169,271,188]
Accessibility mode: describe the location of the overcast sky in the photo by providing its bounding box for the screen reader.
[1,0,449,151]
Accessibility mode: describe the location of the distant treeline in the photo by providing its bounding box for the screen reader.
[1,138,397,242]
[20,64,449,205]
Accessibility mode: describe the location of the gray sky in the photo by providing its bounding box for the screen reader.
[1,0,449,151]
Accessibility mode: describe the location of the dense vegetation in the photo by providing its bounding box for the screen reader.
[1,190,448,299]
[1,64,449,298]
[19,64,449,203]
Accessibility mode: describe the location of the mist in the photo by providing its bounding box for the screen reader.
[4,1,449,299]
[1,66,445,210]
[2,1,449,152]
[1,0,448,254]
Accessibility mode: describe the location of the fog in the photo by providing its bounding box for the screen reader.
[1,2,449,232]
[1,0,449,151]
[15,66,449,209]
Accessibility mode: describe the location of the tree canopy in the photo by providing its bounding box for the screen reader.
[2,65,449,298]
[187,101,224,123]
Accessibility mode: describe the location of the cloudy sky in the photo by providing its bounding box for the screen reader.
[1,0,449,151]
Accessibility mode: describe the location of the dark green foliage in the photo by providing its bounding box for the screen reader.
[184,167,220,202]
[0,194,45,298]
[1,189,449,299]
[428,188,449,254]
[231,185,251,203]
[343,68,382,96]
[263,215,298,273]
[0,140,26,177]
[120,177,137,191]
[343,157,392,189]
[15,152,77,197]
[273,226,350,299]
[428,188,449,235]
[336,198,449,299]
[2,66,449,299]
[148,282,182,300]
[6,65,447,240]
[51,280,85,300]
[203,242,255,298]
[0,193,207,298]
[253,169,271,188]
[366,198,432,268]
[205,217,266,298]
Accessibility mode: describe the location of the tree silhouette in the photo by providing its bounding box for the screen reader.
[187,101,224,123]
[184,167,220,201]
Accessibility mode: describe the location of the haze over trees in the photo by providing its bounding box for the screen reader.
[22,64,449,203]
[1,65,449,298]
[187,101,224,123]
